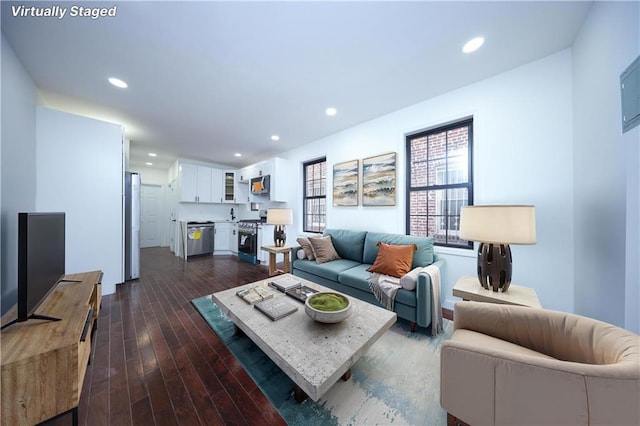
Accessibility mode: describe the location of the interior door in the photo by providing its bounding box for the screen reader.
[140,184,163,248]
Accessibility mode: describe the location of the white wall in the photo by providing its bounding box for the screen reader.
[36,107,123,295]
[572,1,639,330]
[1,36,38,315]
[282,50,575,313]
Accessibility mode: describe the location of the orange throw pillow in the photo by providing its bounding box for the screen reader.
[367,242,417,278]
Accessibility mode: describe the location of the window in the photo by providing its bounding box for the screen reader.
[303,157,326,233]
[406,118,473,248]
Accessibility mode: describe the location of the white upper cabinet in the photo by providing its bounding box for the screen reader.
[270,157,290,202]
[180,164,213,203]
[210,168,223,203]
[222,170,237,203]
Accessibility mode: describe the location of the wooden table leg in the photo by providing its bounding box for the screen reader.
[268,252,277,276]
[341,369,351,381]
[294,385,307,403]
[283,250,290,274]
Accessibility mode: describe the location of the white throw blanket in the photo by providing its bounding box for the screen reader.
[368,265,443,336]
[368,272,402,311]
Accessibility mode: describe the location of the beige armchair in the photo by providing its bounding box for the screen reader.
[440,301,640,426]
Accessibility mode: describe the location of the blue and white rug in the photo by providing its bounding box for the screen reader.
[192,295,452,425]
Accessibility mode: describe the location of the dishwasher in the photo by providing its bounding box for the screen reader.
[186,221,215,257]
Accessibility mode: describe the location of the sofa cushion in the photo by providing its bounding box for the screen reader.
[293,258,360,282]
[363,232,434,267]
[338,264,417,308]
[308,235,341,264]
[296,237,316,260]
[323,229,367,263]
[367,242,417,278]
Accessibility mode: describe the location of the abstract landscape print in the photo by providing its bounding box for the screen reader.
[333,159,359,206]
[362,152,396,206]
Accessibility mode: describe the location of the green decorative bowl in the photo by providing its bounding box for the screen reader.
[305,292,352,323]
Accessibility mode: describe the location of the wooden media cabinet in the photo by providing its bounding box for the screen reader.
[1,270,102,425]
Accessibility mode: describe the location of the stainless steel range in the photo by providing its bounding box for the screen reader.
[237,219,264,264]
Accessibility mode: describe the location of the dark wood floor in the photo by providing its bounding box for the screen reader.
[49,247,286,426]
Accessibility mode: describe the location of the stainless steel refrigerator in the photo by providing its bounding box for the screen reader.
[125,172,140,280]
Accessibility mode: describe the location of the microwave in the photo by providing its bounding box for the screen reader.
[250,175,270,195]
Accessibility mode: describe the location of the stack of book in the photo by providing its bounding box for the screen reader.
[254,298,298,321]
[236,286,274,304]
[268,275,303,292]
[268,275,319,303]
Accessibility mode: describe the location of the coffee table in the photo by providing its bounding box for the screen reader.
[211,274,397,402]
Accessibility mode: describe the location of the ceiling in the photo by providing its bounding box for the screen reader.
[2,1,592,170]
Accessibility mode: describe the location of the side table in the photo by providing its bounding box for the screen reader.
[452,276,542,308]
[260,245,292,276]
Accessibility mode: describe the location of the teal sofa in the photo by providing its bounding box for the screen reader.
[292,228,444,332]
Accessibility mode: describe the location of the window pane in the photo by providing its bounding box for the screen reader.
[447,127,469,184]
[406,119,473,249]
[410,136,428,187]
[428,131,447,161]
[430,158,447,186]
[303,158,327,233]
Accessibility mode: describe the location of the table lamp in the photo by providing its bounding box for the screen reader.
[460,205,536,292]
[266,208,293,247]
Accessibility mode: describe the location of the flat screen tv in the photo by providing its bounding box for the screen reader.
[2,212,66,329]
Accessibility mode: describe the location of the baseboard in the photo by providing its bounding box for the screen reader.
[443,307,454,321]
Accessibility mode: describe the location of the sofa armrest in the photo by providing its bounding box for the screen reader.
[414,259,444,328]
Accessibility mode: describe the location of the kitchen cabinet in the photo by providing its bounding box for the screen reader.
[222,170,237,203]
[211,168,223,203]
[237,157,290,203]
[237,165,254,184]
[269,157,290,202]
[230,223,238,253]
[214,222,231,253]
[180,164,212,203]
[257,224,275,265]
[236,181,250,204]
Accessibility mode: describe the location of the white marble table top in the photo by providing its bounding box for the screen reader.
[211,274,397,401]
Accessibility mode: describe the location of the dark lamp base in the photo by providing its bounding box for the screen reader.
[273,225,287,247]
[477,242,513,292]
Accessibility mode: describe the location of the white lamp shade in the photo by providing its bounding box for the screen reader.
[266,208,293,225]
[460,205,536,244]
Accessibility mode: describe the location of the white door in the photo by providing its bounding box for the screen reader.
[140,184,163,248]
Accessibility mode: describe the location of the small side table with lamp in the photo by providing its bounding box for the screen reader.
[262,208,293,276]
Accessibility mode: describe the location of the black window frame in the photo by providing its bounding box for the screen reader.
[302,157,327,233]
[405,118,474,249]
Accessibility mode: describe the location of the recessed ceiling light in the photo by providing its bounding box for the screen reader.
[148,152,157,157]
[234,153,242,157]
[108,77,128,88]
[145,162,153,166]
[271,135,280,141]
[462,37,484,53]
[326,107,337,116]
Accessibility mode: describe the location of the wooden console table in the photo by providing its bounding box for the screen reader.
[453,275,542,308]
[1,270,102,425]
[261,245,291,276]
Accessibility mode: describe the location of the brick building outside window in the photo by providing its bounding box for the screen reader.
[406,118,473,248]
[303,157,326,233]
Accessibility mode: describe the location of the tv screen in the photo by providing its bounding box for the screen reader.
[17,212,65,322]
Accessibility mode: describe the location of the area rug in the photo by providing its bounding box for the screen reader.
[192,295,453,425]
